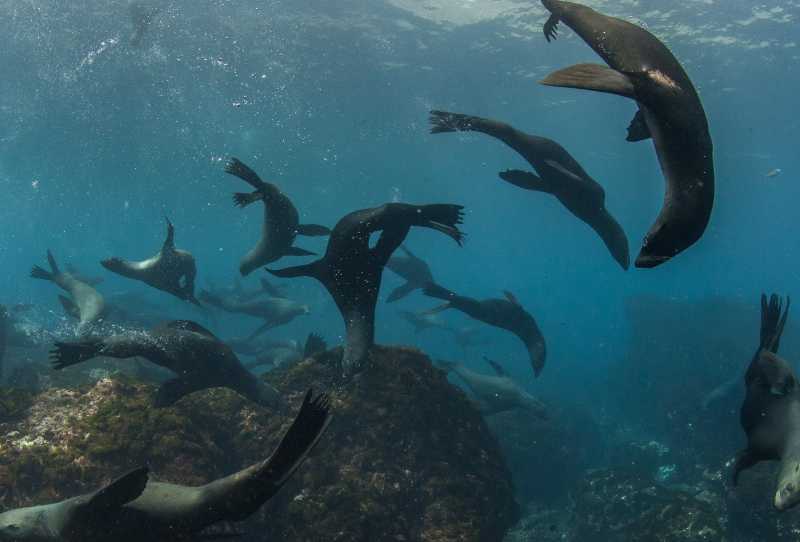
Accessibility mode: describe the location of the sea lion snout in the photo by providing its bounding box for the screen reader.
[775,465,800,511]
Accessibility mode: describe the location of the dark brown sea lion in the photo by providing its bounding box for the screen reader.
[224,157,331,276]
[0,389,331,542]
[50,320,284,409]
[540,0,714,268]
[101,218,200,305]
[266,203,465,374]
[429,110,629,269]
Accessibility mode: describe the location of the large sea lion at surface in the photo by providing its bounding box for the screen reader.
[30,250,106,335]
[424,284,546,377]
[540,0,714,268]
[225,157,331,276]
[101,218,201,306]
[385,245,438,301]
[429,110,629,269]
[267,203,465,374]
[733,294,800,510]
[439,357,547,418]
[50,320,285,409]
[0,389,331,542]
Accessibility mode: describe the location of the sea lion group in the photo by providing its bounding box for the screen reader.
[10,0,793,536]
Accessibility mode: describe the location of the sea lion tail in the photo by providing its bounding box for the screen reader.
[50,338,105,370]
[429,110,476,133]
[760,293,790,353]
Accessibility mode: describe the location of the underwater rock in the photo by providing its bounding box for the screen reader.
[0,345,517,541]
[574,468,725,542]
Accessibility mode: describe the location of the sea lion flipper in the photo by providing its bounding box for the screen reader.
[46,249,61,275]
[483,356,507,377]
[163,217,175,250]
[285,246,316,257]
[225,157,266,189]
[50,339,104,370]
[732,449,760,486]
[540,63,636,98]
[84,467,149,512]
[760,293,790,353]
[543,13,560,42]
[296,224,332,237]
[626,109,651,142]
[591,212,631,270]
[30,265,54,281]
[266,261,323,281]
[499,169,549,192]
[386,281,417,303]
[428,110,475,133]
[233,191,264,208]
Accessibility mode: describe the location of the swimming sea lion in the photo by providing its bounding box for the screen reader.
[429,110,629,269]
[539,0,714,268]
[423,284,546,377]
[0,389,331,542]
[267,203,465,374]
[50,320,285,409]
[101,218,200,306]
[30,250,106,335]
[732,294,800,510]
[198,290,310,341]
[399,309,452,334]
[385,245,437,301]
[225,157,331,276]
[245,333,327,372]
[438,357,547,418]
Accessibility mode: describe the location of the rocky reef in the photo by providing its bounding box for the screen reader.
[0,345,518,541]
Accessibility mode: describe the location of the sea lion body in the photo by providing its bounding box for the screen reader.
[540,0,714,268]
[385,245,436,301]
[0,391,331,542]
[224,158,330,276]
[267,203,464,374]
[424,284,546,377]
[102,219,199,305]
[199,290,310,340]
[30,250,106,334]
[440,359,547,418]
[50,320,284,409]
[429,111,629,269]
[399,310,451,334]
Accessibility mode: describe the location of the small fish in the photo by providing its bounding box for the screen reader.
[766,168,782,178]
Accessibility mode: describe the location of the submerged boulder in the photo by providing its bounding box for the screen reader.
[0,345,517,541]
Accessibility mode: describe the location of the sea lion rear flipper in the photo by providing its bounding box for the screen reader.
[47,249,61,275]
[483,356,507,377]
[225,157,266,189]
[303,333,327,358]
[50,339,105,370]
[732,449,760,486]
[58,295,80,320]
[296,224,332,237]
[155,378,206,407]
[428,110,475,133]
[499,169,550,192]
[540,63,636,99]
[626,109,651,142]
[233,191,264,208]
[386,281,417,303]
[266,261,323,281]
[285,246,316,257]
[760,293,790,353]
[543,13,560,42]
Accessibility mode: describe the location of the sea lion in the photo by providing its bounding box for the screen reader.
[101,218,200,306]
[0,389,331,542]
[198,290,310,340]
[385,245,437,301]
[732,294,800,510]
[245,333,327,372]
[65,264,104,287]
[423,284,546,377]
[399,310,452,334]
[224,157,331,276]
[438,357,547,418]
[429,110,629,269]
[539,0,714,268]
[266,203,465,374]
[50,320,285,409]
[30,250,106,335]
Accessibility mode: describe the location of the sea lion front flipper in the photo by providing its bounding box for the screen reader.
[266,261,324,281]
[162,217,176,251]
[86,467,149,510]
[626,109,651,142]
[591,211,631,270]
[540,63,636,99]
[296,224,332,237]
[50,339,105,370]
[732,449,760,486]
[498,169,550,192]
[155,377,206,407]
[233,191,264,208]
[483,356,507,377]
[285,246,316,257]
[386,281,417,303]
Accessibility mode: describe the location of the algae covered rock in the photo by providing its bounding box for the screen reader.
[0,345,517,541]
[574,468,725,542]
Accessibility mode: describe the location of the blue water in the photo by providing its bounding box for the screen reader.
[1,0,800,536]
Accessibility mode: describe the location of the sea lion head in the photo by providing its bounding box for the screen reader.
[775,461,800,511]
[100,257,127,274]
[0,507,44,541]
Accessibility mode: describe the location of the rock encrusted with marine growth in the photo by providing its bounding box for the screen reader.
[0,345,518,542]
